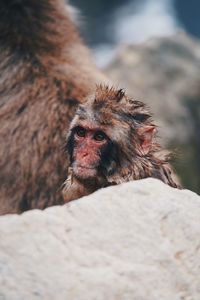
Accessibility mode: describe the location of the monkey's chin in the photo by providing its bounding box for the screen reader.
[73,165,97,181]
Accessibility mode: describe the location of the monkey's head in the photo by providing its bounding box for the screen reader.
[64,84,158,197]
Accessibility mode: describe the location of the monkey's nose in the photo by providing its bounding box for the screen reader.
[82,152,89,157]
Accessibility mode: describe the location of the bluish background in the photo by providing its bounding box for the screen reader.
[71,0,200,65]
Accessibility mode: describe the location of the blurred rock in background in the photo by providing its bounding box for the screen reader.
[70,0,200,194]
[105,33,200,193]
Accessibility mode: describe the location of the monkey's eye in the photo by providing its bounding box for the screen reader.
[75,126,86,138]
[93,131,106,142]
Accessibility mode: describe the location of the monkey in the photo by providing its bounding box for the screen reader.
[0,0,108,215]
[0,0,179,214]
[62,85,180,202]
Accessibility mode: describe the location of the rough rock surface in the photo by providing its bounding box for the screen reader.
[0,178,200,300]
[105,33,200,193]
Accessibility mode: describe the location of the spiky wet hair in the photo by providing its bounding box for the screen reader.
[67,84,179,188]
[70,84,152,143]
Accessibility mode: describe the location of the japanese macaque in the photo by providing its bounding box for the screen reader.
[0,0,107,214]
[63,85,179,202]
[0,0,179,215]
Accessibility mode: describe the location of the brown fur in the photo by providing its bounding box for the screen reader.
[63,85,180,202]
[0,0,107,214]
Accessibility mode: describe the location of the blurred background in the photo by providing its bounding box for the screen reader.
[71,0,200,194]
[71,0,200,66]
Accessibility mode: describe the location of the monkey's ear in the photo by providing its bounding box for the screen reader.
[137,125,156,155]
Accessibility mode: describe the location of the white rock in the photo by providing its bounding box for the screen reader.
[0,178,200,300]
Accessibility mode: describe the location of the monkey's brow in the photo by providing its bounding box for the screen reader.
[77,106,86,114]
[76,107,88,119]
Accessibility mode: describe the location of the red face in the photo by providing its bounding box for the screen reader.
[72,126,108,180]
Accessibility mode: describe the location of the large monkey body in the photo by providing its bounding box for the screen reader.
[63,85,179,202]
[0,0,106,214]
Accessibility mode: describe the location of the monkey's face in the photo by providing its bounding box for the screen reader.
[66,84,155,186]
[67,123,111,181]
[63,85,179,204]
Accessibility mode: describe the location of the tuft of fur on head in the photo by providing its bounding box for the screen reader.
[94,84,125,103]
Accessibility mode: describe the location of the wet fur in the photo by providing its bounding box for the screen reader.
[63,85,180,202]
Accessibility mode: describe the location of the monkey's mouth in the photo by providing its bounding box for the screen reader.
[73,164,97,179]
